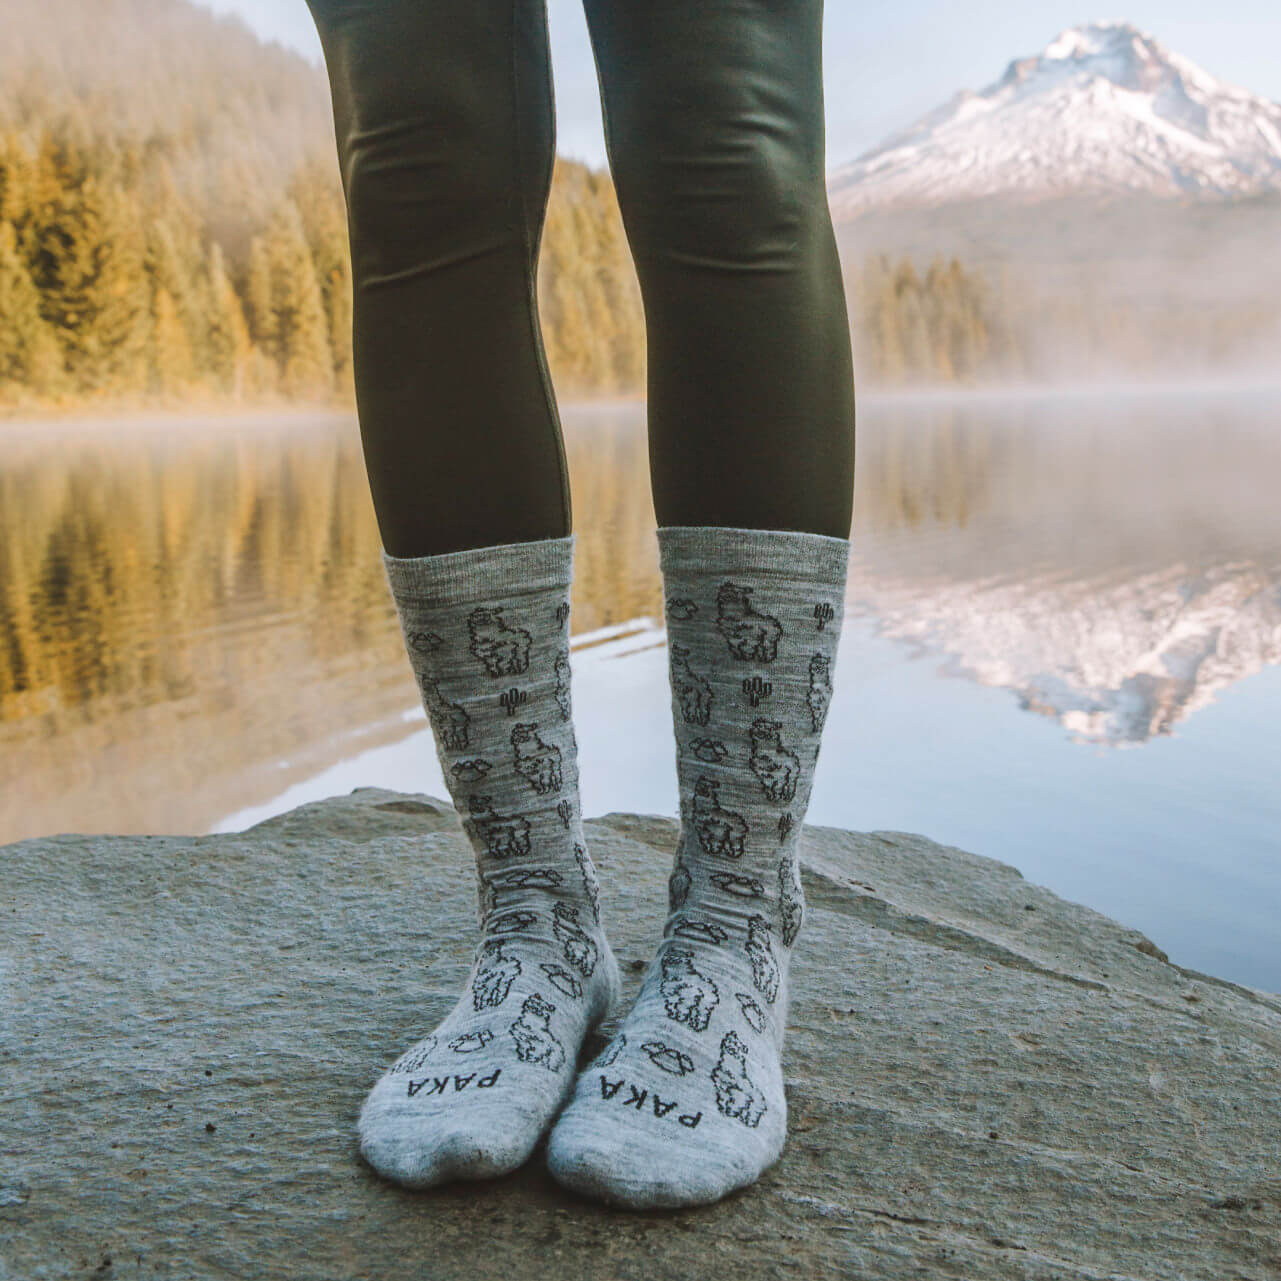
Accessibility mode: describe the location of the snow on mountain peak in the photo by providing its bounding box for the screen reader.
[1042,19,1149,64]
[829,21,1281,213]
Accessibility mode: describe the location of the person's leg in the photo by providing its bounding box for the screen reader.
[576,0,855,538]
[305,0,620,1189]
[545,0,854,1207]
[308,0,571,556]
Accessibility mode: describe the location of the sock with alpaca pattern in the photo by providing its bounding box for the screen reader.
[546,524,849,1208]
[359,533,621,1189]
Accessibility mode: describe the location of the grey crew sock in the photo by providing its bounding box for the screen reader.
[359,533,621,1189]
[546,525,848,1208]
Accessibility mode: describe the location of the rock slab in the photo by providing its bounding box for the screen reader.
[2,788,1279,1280]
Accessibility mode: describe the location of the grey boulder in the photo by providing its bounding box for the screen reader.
[1,787,1278,1279]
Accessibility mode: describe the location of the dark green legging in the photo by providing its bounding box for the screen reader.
[305,0,855,556]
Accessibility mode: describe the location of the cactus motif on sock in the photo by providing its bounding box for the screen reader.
[779,857,804,949]
[390,1036,438,1075]
[741,675,772,708]
[477,876,497,926]
[668,855,692,912]
[472,939,522,1010]
[498,687,528,717]
[554,649,572,720]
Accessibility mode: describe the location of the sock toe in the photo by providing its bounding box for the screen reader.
[545,1113,768,1210]
[359,1107,535,1189]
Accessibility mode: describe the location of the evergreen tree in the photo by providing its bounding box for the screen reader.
[24,138,150,395]
[205,241,251,399]
[150,285,194,394]
[894,260,932,379]
[0,220,62,394]
[87,181,152,395]
[0,130,36,229]
[247,198,333,400]
[144,172,209,378]
[290,162,353,396]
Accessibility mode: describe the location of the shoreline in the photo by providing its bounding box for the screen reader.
[0,392,647,434]
[3,375,1280,434]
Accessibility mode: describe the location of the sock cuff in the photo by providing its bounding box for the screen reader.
[656,524,850,585]
[381,533,574,606]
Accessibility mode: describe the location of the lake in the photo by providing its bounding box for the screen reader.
[2,386,1278,991]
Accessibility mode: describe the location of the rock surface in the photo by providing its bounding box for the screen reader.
[2,787,1278,1280]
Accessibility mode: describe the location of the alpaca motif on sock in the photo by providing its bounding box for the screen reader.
[546,525,848,1208]
[359,534,620,1189]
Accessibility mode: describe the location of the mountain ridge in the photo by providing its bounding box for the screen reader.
[829,20,1281,214]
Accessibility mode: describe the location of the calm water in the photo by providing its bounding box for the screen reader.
[2,389,1278,991]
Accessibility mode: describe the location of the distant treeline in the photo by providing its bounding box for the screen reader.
[0,125,1027,407]
[0,130,347,406]
[846,254,1020,385]
[0,0,1034,407]
[3,0,1275,407]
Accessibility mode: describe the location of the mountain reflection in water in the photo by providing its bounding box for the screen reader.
[847,388,1281,745]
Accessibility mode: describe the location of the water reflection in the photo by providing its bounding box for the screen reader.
[848,391,1281,743]
[0,407,665,844]
[0,390,1278,847]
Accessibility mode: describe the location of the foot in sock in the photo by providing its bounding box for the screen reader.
[545,525,848,1209]
[360,534,621,1189]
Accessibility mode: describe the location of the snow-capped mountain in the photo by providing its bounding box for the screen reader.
[828,20,1281,214]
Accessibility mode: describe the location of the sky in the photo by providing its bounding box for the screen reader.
[198,1,1281,171]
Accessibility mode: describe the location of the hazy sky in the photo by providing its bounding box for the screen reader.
[198,1,1281,171]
